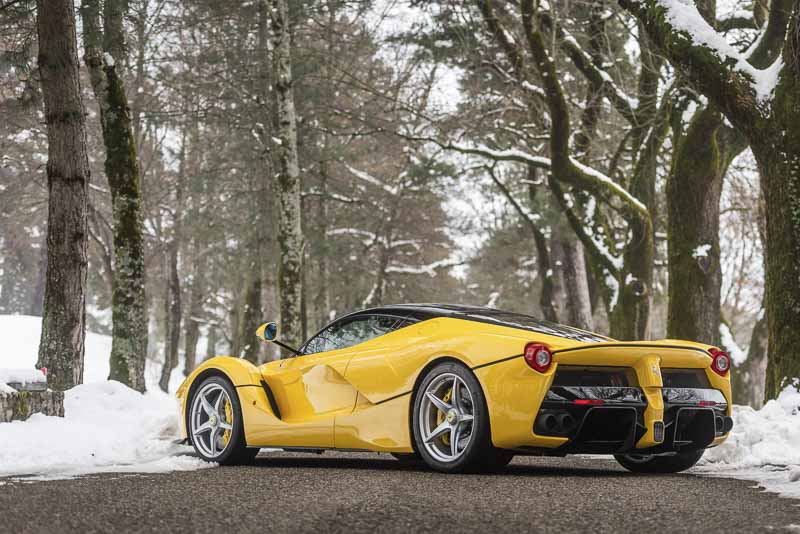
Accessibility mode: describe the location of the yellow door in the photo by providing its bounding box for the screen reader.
[259,348,357,448]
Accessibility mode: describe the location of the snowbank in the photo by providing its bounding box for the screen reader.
[0,314,209,479]
[0,381,211,479]
[697,385,800,498]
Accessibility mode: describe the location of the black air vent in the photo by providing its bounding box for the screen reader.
[552,366,637,387]
[661,369,711,389]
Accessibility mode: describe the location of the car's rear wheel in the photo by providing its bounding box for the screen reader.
[412,361,506,473]
[188,376,258,465]
[614,448,705,473]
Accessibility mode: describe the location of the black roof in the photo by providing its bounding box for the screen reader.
[349,303,609,343]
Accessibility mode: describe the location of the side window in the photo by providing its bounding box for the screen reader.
[303,315,408,355]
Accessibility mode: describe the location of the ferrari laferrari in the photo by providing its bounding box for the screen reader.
[177,304,733,473]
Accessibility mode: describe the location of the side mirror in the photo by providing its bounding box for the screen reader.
[256,322,278,341]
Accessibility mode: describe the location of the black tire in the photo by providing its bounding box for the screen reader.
[614,448,705,474]
[412,361,500,473]
[187,375,259,466]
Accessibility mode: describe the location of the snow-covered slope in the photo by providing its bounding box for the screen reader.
[0,314,209,479]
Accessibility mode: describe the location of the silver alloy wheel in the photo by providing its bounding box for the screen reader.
[190,382,234,459]
[418,373,475,463]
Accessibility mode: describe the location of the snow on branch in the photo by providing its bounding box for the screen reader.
[621,0,783,111]
[569,156,647,216]
[345,165,400,195]
[327,228,379,247]
[386,258,461,277]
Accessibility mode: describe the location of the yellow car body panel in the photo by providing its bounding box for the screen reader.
[178,310,732,454]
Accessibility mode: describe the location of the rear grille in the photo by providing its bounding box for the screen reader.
[552,366,638,387]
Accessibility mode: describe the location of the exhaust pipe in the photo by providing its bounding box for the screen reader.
[722,416,734,433]
[542,413,558,433]
[557,413,576,433]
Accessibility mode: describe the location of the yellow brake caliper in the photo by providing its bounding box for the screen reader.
[222,399,233,447]
[439,388,452,445]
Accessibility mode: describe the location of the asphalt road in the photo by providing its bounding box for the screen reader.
[1,452,798,533]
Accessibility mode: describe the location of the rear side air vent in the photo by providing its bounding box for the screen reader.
[551,366,638,387]
[661,369,711,388]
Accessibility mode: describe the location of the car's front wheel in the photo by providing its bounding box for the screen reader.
[412,361,507,473]
[614,448,705,473]
[188,375,258,465]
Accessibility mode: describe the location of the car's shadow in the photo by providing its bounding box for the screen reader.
[246,453,630,478]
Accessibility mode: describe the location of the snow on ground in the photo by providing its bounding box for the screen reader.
[0,381,210,480]
[696,384,800,499]
[0,315,209,479]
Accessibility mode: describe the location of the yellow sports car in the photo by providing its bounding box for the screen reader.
[177,304,733,473]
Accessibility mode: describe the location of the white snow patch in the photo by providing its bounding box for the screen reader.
[102,52,115,67]
[696,384,800,499]
[652,0,782,102]
[0,368,46,386]
[0,315,210,480]
[692,243,712,259]
[0,381,211,480]
[719,323,747,366]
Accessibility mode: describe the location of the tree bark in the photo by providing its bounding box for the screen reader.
[242,250,264,364]
[158,134,186,392]
[28,239,47,316]
[35,0,91,391]
[667,106,743,344]
[559,232,594,331]
[80,0,148,391]
[269,0,304,350]
[183,240,206,375]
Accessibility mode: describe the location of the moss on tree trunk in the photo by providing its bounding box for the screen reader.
[81,0,147,392]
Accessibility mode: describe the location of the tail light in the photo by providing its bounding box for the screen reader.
[709,348,730,376]
[524,343,552,373]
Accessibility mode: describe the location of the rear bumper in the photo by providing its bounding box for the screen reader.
[528,386,732,455]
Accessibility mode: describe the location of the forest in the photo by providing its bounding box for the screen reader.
[1,0,798,408]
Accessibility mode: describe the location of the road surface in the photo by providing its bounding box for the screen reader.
[1,452,798,533]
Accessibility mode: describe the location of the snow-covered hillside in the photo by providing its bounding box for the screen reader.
[0,315,209,479]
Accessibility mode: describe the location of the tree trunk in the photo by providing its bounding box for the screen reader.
[205,326,218,362]
[183,241,206,375]
[80,0,148,391]
[559,234,593,331]
[158,135,186,392]
[242,251,264,364]
[269,0,304,350]
[733,308,768,408]
[667,107,726,345]
[753,142,800,399]
[35,0,91,391]
[28,240,47,316]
